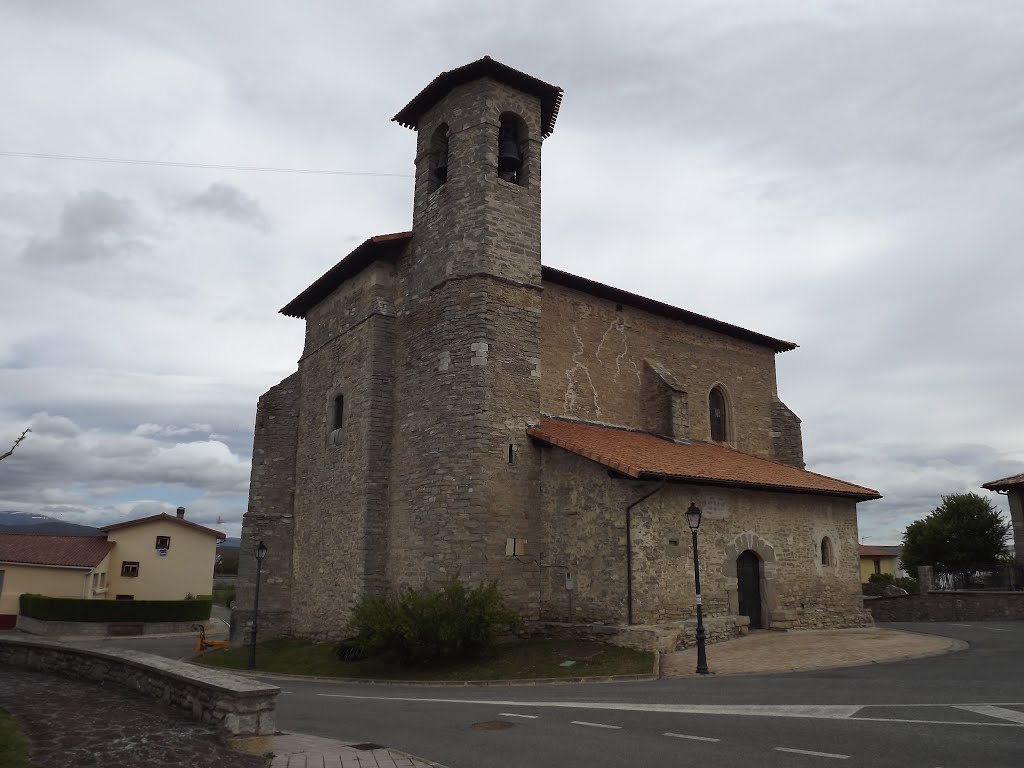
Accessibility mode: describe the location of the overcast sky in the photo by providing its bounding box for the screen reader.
[1,1,1021,545]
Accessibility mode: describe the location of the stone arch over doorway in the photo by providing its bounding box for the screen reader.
[722,532,778,628]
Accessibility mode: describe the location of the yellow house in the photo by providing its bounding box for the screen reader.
[98,510,225,601]
[0,534,114,628]
[0,508,224,626]
[858,545,903,582]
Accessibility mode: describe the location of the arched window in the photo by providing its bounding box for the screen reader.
[820,537,833,566]
[328,394,344,446]
[497,113,528,185]
[709,387,728,442]
[428,123,449,191]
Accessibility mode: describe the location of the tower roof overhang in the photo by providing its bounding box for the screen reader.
[393,56,564,138]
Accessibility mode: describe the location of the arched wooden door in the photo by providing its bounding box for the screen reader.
[737,550,763,629]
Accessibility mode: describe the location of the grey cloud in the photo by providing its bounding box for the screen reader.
[20,190,151,265]
[178,183,270,232]
[27,411,80,438]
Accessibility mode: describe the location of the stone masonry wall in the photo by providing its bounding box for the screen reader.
[865,591,1024,622]
[382,78,546,619]
[540,282,789,461]
[234,372,299,644]
[537,447,869,630]
[0,636,278,742]
[287,261,397,639]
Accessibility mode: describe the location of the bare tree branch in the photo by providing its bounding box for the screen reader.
[0,428,31,462]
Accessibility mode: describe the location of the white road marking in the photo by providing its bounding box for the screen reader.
[979,627,1010,632]
[571,721,621,730]
[315,694,862,720]
[953,705,1024,724]
[314,694,1024,728]
[663,732,720,742]
[499,713,538,719]
[951,624,972,627]
[774,747,850,759]
[851,717,1023,727]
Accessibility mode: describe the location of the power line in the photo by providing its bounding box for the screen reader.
[0,150,413,178]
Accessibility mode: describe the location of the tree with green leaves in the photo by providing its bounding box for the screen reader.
[900,492,1011,574]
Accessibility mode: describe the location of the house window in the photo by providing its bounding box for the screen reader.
[329,394,344,445]
[709,387,729,442]
[155,535,171,550]
[0,569,5,595]
[121,561,140,578]
[873,558,882,575]
[820,537,832,566]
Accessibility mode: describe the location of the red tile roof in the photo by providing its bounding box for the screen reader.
[982,473,1024,491]
[393,56,563,138]
[858,545,901,558]
[527,418,881,501]
[0,533,113,568]
[98,513,226,541]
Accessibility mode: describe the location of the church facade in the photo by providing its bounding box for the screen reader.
[234,58,879,650]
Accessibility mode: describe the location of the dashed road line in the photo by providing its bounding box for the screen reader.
[951,623,972,627]
[499,713,538,719]
[979,627,1010,632]
[571,721,621,730]
[663,732,720,742]
[774,746,850,759]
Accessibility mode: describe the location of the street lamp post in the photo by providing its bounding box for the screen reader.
[685,503,709,675]
[247,540,268,670]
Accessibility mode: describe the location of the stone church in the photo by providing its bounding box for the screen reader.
[235,57,880,650]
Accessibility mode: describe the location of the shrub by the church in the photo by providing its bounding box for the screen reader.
[343,580,523,664]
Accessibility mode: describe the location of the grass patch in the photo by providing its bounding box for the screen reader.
[0,710,35,768]
[196,638,652,681]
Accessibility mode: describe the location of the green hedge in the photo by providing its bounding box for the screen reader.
[19,594,212,623]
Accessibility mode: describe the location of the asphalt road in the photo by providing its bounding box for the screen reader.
[67,622,1024,768]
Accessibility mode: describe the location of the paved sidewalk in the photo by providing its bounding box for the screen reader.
[661,626,963,677]
[270,732,446,768]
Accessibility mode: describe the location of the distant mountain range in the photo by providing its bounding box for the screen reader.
[0,510,102,536]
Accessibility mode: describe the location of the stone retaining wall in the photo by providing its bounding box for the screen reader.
[16,615,215,637]
[865,591,1024,622]
[0,636,278,751]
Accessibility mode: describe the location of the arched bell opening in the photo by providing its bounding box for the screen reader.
[427,122,450,192]
[497,112,529,186]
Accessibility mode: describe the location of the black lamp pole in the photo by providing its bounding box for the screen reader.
[247,540,268,670]
[685,503,709,675]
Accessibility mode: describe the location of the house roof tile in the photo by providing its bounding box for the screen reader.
[858,545,902,557]
[0,533,113,568]
[98,513,226,541]
[527,418,881,501]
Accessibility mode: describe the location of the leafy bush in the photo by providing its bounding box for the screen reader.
[19,594,212,622]
[345,580,523,665]
[868,573,895,584]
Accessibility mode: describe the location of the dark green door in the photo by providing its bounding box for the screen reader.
[737,550,762,629]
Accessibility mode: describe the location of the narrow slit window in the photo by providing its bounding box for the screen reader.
[428,123,449,191]
[332,395,344,432]
[709,387,728,442]
[820,537,832,566]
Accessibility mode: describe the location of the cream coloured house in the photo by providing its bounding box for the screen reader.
[0,535,114,628]
[0,508,224,627]
[98,509,225,601]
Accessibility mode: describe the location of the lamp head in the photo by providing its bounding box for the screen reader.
[255,540,268,561]
[685,502,702,532]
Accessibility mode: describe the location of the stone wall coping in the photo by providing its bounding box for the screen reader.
[0,635,278,698]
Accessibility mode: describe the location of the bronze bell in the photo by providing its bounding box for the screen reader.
[498,125,522,173]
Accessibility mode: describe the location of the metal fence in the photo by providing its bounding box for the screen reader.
[933,564,1024,591]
